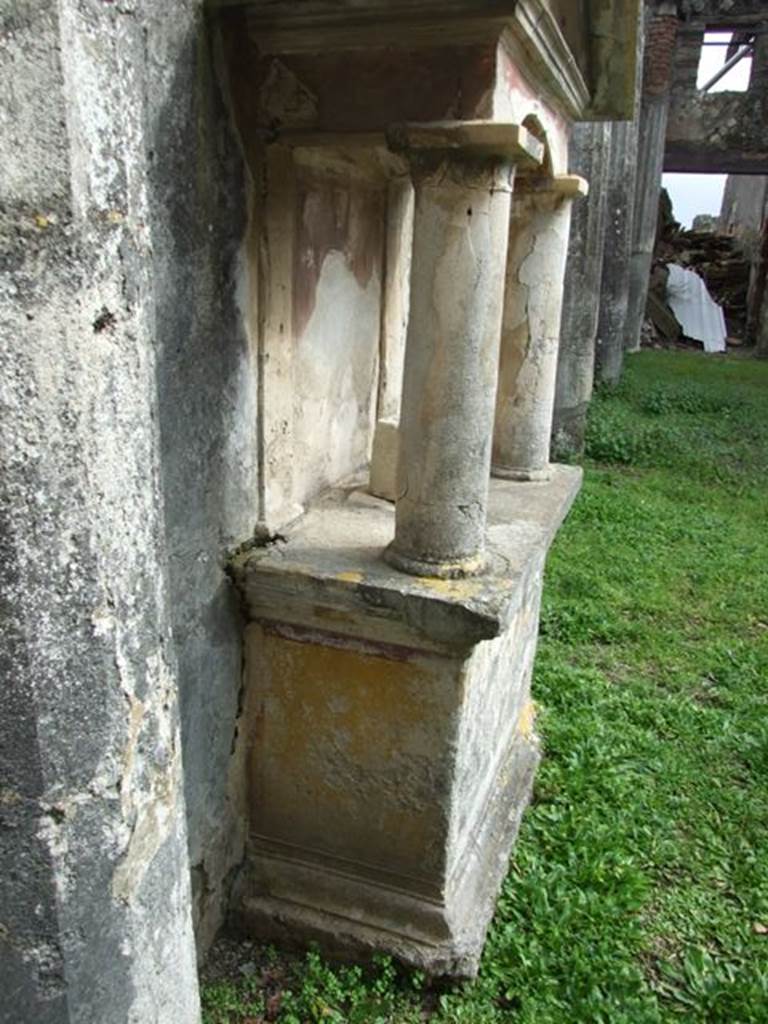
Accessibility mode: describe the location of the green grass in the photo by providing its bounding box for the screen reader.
[202,351,768,1024]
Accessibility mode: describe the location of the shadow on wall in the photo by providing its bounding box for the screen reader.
[145,6,256,957]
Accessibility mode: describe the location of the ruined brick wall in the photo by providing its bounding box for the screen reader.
[644,7,679,96]
[665,5,768,173]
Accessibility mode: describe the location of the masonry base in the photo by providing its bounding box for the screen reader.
[229,468,581,976]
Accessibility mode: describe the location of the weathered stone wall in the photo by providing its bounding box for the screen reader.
[666,91,768,174]
[290,166,385,507]
[148,4,257,955]
[1,1,253,1018]
[644,6,678,94]
[0,2,202,1019]
[679,0,768,27]
[216,15,399,531]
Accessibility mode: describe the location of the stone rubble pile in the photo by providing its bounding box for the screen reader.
[645,193,751,346]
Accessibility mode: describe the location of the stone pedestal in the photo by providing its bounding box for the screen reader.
[492,177,587,481]
[230,467,581,977]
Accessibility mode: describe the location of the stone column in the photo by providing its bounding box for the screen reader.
[754,213,768,357]
[552,123,612,454]
[492,176,588,481]
[625,1,679,355]
[743,37,768,355]
[594,119,639,385]
[385,131,524,578]
[377,177,415,421]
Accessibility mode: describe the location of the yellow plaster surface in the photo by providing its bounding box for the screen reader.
[248,630,459,880]
[516,699,538,741]
[336,570,364,583]
[419,576,486,600]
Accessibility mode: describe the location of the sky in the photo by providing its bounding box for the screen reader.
[662,33,752,229]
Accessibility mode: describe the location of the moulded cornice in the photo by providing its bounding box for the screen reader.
[239,0,521,52]
[502,0,592,119]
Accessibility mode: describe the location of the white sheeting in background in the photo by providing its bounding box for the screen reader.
[665,263,727,353]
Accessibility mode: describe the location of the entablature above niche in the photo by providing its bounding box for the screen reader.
[209,0,641,123]
[219,0,541,52]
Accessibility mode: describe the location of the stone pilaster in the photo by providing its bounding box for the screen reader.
[492,176,587,480]
[754,213,768,357]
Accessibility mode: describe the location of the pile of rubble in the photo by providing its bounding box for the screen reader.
[644,190,751,348]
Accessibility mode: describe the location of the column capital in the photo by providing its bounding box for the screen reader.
[273,121,546,183]
[516,173,589,198]
[386,119,545,169]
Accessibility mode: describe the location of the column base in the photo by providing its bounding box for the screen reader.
[383,543,488,579]
[491,464,551,482]
[230,731,539,979]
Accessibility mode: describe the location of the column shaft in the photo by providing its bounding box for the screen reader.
[625,4,678,355]
[386,157,513,577]
[492,183,578,480]
[594,120,639,385]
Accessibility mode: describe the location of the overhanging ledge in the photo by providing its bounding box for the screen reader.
[229,465,582,653]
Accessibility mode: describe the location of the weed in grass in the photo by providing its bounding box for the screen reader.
[639,380,736,417]
[201,351,768,1023]
[203,978,266,1023]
